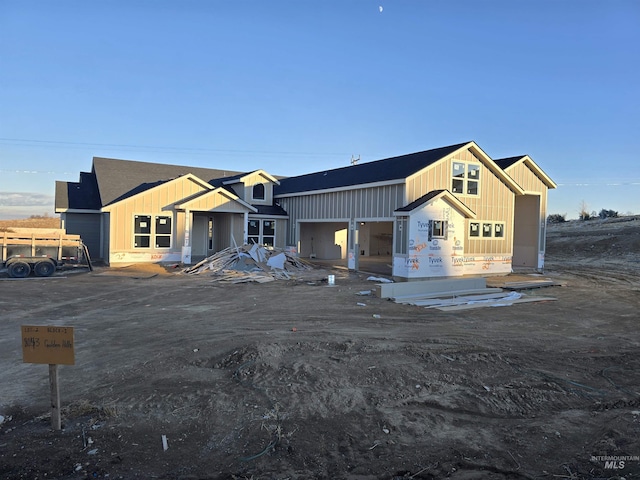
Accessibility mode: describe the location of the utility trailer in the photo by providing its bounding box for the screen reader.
[1,228,92,278]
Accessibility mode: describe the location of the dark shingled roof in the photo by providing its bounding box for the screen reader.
[254,204,288,216]
[494,156,525,170]
[92,157,244,206]
[55,171,102,210]
[274,142,470,196]
[395,190,446,212]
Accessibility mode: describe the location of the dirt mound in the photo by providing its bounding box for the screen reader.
[1,216,639,478]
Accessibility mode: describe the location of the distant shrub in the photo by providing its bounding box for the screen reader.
[547,213,567,224]
[578,200,592,221]
[598,209,619,219]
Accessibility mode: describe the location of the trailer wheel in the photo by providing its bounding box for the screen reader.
[34,259,56,277]
[7,260,31,278]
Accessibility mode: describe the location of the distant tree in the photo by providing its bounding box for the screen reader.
[598,209,619,219]
[578,200,592,221]
[547,213,567,224]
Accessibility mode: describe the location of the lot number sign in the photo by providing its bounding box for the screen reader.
[22,325,75,365]
[21,325,75,430]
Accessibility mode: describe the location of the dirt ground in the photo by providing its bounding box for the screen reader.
[1,217,639,479]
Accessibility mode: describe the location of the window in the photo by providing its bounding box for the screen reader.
[155,216,172,248]
[133,215,172,248]
[134,215,151,248]
[263,220,275,247]
[252,183,265,200]
[248,220,260,244]
[395,216,408,254]
[452,162,465,194]
[470,221,505,239]
[432,220,446,238]
[248,219,275,247]
[470,221,506,239]
[428,220,447,241]
[452,162,480,196]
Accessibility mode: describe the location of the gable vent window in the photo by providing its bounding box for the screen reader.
[452,162,480,196]
[253,183,265,200]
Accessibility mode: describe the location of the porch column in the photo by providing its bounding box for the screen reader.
[182,209,192,264]
[348,218,359,271]
[243,211,249,245]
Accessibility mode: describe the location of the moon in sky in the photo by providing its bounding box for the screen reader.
[379,6,383,12]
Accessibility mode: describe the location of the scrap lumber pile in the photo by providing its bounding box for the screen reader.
[182,244,313,283]
[376,277,557,311]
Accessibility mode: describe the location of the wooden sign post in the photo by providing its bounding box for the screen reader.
[21,325,75,430]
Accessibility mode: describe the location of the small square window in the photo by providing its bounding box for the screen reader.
[431,220,446,239]
[135,235,150,248]
[483,223,493,237]
[470,222,480,237]
[134,215,151,234]
[495,223,504,238]
[155,236,171,248]
[155,216,171,234]
[453,162,465,178]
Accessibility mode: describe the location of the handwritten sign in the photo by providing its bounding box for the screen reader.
[21,325,75,365]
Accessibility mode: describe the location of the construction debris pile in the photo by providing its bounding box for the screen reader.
[182,244,314,283]
[376,276,559,311]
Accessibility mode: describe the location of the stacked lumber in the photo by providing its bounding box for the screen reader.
[182,244,313,283]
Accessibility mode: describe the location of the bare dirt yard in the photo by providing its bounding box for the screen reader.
[1,216,639,479]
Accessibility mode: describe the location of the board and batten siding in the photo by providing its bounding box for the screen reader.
[277,183,404,245]
[105,177,209,252]
[406,148,515,256]
[504,162,549,222]
[61,212,103,261]
[505,162,550,256]
[184,191,249,213]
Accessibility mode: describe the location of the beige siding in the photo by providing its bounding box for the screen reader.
[506,163,550,252]
[406,148,515,256]
[106,177,208,252]
[186,191,248,212]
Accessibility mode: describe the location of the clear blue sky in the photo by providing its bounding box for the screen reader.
[1,0,638,219]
